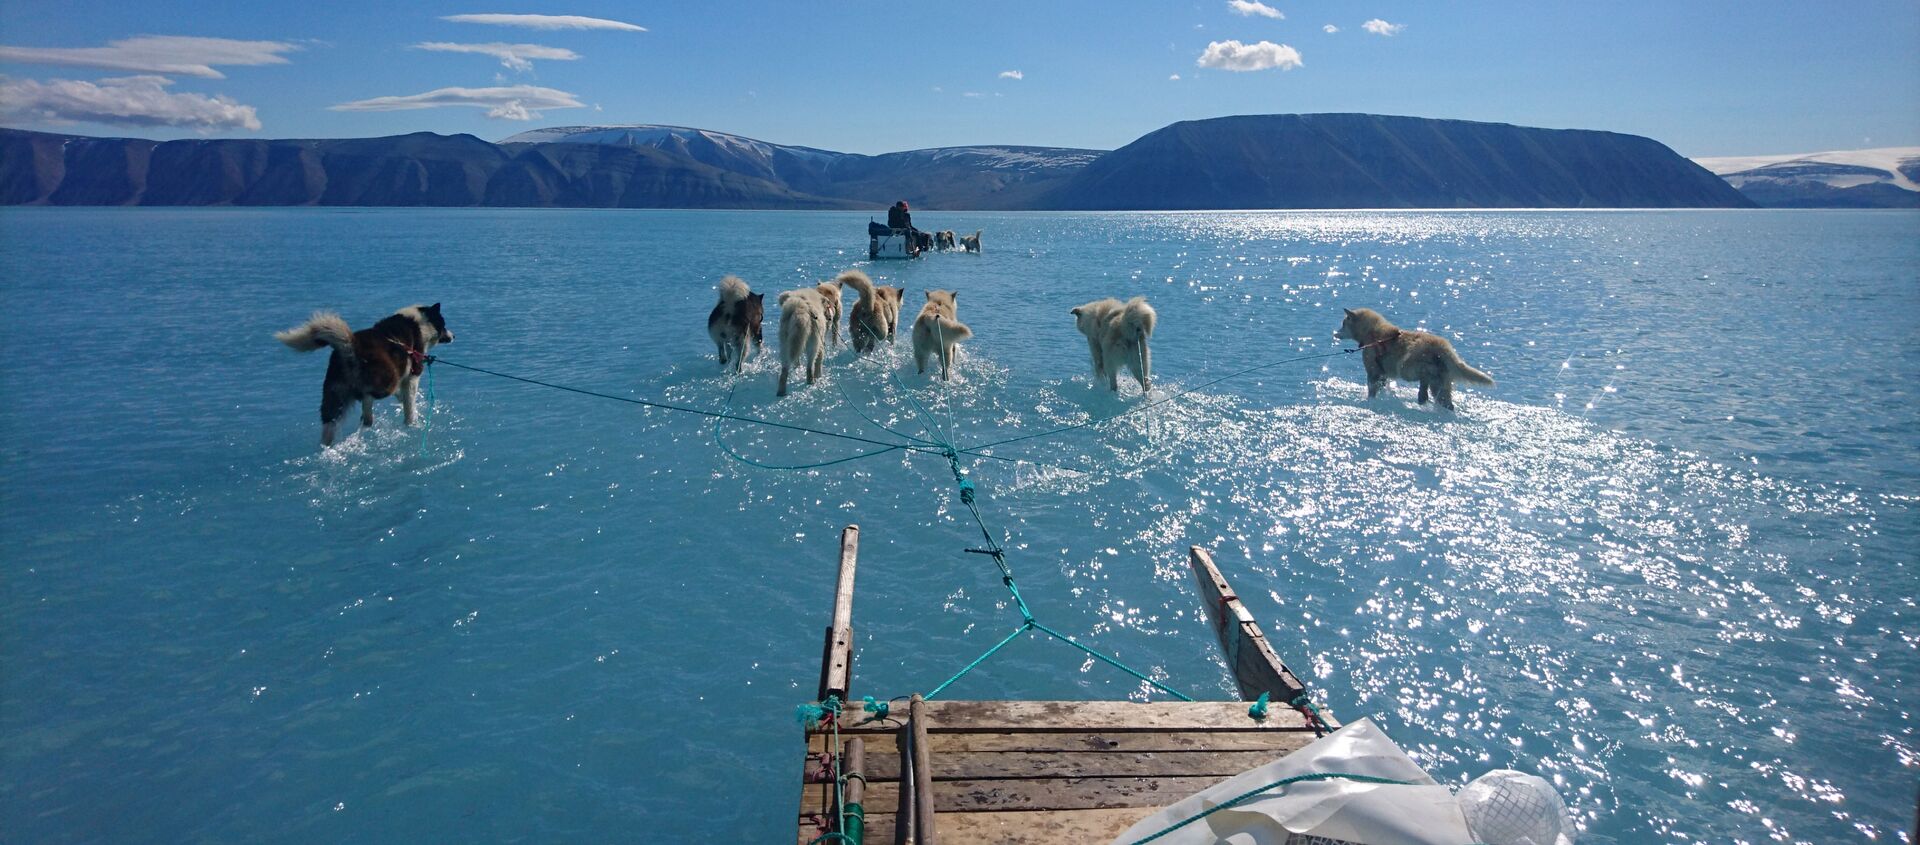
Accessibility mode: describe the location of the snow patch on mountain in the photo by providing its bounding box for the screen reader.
[1693,147,1920,193]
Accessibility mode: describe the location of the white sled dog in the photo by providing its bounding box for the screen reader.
[1333,307,1494,411]
[911,290,973,381]
[1070,296,1156,393]
[814,278,844,347]
[840,269,906,354]
[776,287,829,396]
[708,275,765,373]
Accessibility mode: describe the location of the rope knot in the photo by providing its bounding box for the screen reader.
[1248,691,1270,721]
[958,478,976,504]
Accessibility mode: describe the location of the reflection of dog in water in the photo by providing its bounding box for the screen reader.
[1334,307,1493,410]
[1070,296,1156,393]
[276,303,454,446]
[911,290,973,381]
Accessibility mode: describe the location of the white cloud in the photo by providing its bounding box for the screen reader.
[441,14,646,32]
[998,69,1023,80]
[1196,40,1302,72]
[329,84,583,120]
[0,35,300,80]
[1323,24,1339,33]
[1228,0,1284,19]
[961,91,984,98]
[412,42,579,72]
[1168,74,1181,81]
[0,74,260,130]
[1362,18,1404,36]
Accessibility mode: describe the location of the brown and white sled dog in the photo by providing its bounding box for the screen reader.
[959,230,982,253]
[814,278,844,347]
[840,269,906,354]
[276,303,454,446]
[775,287,829,396]
[1333,307,1494,410]
[911,290,973,381]
[708,275,765,372]
[935,230,956,251]
[1070,296,1156,393]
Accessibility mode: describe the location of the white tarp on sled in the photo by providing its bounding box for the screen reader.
[1110,718,1573,845]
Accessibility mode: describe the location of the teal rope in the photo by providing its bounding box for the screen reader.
[925,620,1033,700]
[833,375,936,446]
[417,361,435,456]
[713,380,918,470]
[1126,771,1413,844]
[431,358,943,457]
[1031,620,1194,701]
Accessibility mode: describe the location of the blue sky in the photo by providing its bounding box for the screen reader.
[1,1,1916,156]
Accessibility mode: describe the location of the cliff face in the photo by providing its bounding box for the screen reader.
[0,129,859,209]
[2,115,1759,209]
[1039,114,1754,209]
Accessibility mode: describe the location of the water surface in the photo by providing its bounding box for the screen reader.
[2,208,1915,843]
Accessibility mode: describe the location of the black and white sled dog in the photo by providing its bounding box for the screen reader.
[708,276,766,372]
[276,303,454,446]
[1070,296,1156,393]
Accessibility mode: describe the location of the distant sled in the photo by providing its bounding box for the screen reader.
[867,220,920,260]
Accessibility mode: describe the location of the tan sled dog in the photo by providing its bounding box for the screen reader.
[1334,307,1493,410]
[814,278,844,347]
[775,287,830,396]
[911,290,973,380]
[840,269,905,354]
[1070,296,1156,392]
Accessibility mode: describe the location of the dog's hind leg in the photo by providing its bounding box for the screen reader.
[319,387,348,446]
[1435,380,1456,411]
[402,376,420,425]
[1417,382,1430,405]
[360,398,376,429]
[777,363,791,397]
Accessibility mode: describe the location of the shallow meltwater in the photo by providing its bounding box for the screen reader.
[1,208,1915,843]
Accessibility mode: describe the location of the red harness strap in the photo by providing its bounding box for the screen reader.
[388,339,428,376]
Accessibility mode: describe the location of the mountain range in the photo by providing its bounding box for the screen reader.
[2,114,1763,210]
[1691,147,1920,208]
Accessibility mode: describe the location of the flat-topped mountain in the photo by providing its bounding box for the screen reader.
[4,114,1758,209]
[1038,114,1752,209]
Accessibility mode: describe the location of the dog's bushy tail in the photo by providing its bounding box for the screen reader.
[1120,297,1156,339]
[935,317,972,341]
[836,269,875,303]
[276,312,354,354]
[1448,350,1495,386]
[717,275,751,304]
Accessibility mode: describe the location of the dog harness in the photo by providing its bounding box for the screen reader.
[389,338,429,376]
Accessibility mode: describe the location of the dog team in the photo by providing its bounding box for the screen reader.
[277,283,1492,445]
